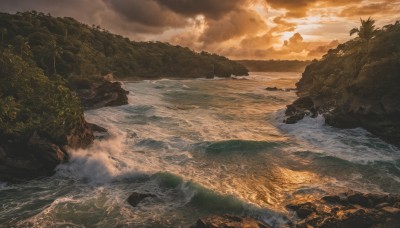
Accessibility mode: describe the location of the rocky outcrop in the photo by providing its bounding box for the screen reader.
[190,215,271,228]
[0,122,110,182]
[284,22,400,146]
[72,79,129,110]
[265,87,296,92]
[286,191,400,227]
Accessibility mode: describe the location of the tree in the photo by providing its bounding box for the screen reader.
[50,40,63,74]
[1,28,7,47]
[350,17,379,52]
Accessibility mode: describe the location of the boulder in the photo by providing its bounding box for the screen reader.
[75,80,129,110]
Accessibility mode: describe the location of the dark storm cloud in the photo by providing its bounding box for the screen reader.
[102,0,186,27]
[153,0,243,19]
[266,0,364,18]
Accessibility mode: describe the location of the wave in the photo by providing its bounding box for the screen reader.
[192,140,283,155]
[275,110,400,164]
[150,172,287,226]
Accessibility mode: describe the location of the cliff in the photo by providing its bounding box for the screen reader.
[285,21,400,146]
[0,51,94,181]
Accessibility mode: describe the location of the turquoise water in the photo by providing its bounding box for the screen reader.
[1,72,400,227]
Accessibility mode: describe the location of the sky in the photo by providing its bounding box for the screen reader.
[1,0,399,60]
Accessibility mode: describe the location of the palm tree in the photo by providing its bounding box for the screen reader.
[50,40,63,74]
[350,17,379,52]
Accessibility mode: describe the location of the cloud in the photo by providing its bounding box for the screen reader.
[340,2,394,18]
[0,0,398,60]
[102,0,186,28]
[271,16,296,32]
[154,0,244,19]
[199,9,268,44]
[308,40,339,58]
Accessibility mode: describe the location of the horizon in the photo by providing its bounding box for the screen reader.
[0,1,399,60]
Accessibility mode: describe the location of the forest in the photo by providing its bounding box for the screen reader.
[0,11,248,80]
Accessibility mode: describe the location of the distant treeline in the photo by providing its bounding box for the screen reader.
[0,11,248,79]
[237,60,312,72]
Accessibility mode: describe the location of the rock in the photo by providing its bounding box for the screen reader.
[322,195,341,204]
[266,87,280,91]
[284,96,317,124]
[127,192,155,207]
[287,191,400,228]
[190,215,271,228]
[286,202,316,218]
[75,80,129,110]
[265,87,296,92]
[347,192,373,208]
[0,120,94,182]
[284,23,400,147]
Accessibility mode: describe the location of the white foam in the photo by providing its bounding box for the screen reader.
[275,110,400,163]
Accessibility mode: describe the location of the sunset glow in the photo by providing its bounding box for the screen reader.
[1,0,399,59]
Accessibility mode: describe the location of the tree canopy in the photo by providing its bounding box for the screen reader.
[0,11,248,80]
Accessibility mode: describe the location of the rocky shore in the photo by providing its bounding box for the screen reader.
[284,21,400,146]
[186,191,400,228]
[287,191,400,227]
[72,79,129,110]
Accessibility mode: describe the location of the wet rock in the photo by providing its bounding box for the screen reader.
[265,87,280,91]
[190,215,271,228]
[322,195,341,204]
[284,96,317,124]
[287,191,400,228]
[0,119,94,182]
[76,80,129,110]
[127,192,155,207]
[286,202,316,218]
[266,87,296,92]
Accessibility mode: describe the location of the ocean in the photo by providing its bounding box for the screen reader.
[1,72,400,227]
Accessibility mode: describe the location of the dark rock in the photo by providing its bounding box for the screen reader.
[286,202,316,218]
[287,191,400,228]
[190,215,271,228]
[76,80,129,110]
[266,87,280,91]
[322,195,341,204]
[284,96,317,124]
[0,120,94,182]
[127,192,155,207]
[347,192,373,208]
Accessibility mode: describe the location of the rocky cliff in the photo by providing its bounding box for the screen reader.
[0,50,97,182]
[285,21,400,146]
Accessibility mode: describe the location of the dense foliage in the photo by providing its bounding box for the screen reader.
[297,21,400,100]
[0,48,84,142]
[0,11,248,79]
[237,60,311,72]
[293,20,400,145]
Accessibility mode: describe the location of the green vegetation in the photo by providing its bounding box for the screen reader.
[292,19,400,145]
[0,11,247,79]
[350,17,379,53]
[0,48,84,143]
[236,60,311,72]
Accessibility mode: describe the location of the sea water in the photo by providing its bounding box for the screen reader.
[1,72,400,227]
